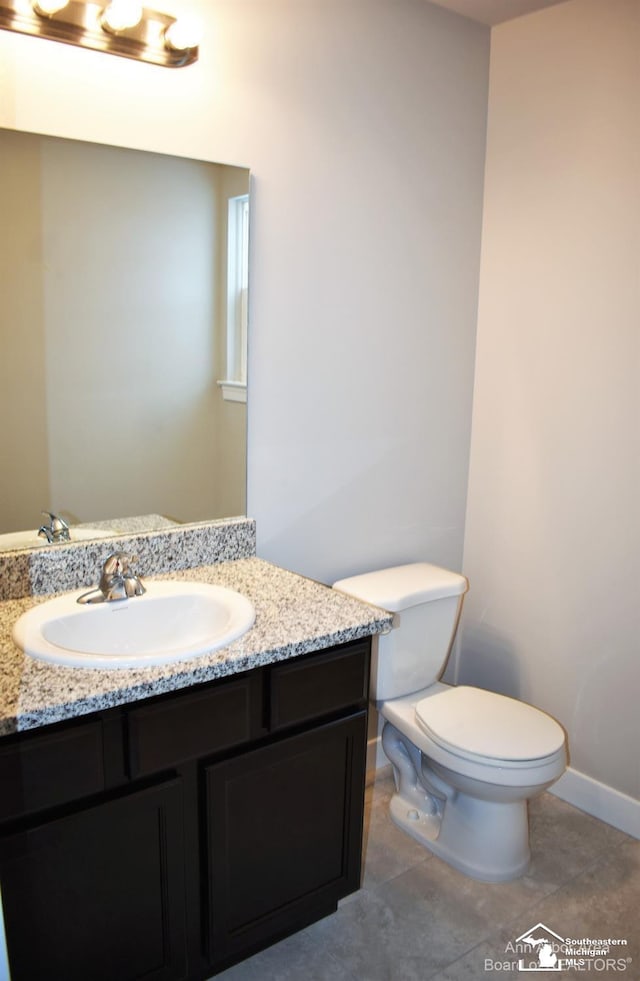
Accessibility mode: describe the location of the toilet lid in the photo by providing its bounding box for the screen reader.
[415,686,565,762]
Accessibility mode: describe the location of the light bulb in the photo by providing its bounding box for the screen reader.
[101,0,143,32]
[32,0,69,14]
[164,15,202,51]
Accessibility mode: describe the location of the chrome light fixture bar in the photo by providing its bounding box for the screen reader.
[0,0,200,68]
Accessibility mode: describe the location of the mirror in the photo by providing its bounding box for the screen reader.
[0,128,249,551]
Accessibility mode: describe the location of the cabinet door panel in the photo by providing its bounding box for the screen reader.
[205,712,366,965]
[0,779,187,981]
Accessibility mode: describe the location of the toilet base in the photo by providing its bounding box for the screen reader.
[381,721,533,882]
[388,787,531,882]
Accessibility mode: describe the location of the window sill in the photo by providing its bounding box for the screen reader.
[217,381,247,404]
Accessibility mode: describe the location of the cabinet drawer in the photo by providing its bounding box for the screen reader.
[0,720,105,823]
[269,640,370,731]
[128,675,255,778]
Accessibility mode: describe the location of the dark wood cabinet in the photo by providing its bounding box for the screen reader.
[0,779,187,981]
[0,718,107,823]
[0,638,370,980]
[206,712,366,967]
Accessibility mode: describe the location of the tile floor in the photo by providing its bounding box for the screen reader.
[213,770,639,980]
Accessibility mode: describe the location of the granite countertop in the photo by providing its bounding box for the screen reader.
[0,557,392,736]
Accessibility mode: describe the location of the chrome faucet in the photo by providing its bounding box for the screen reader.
[38,511,71,544]
[77,552,146,605]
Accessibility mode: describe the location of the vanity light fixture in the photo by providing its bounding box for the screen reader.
[32,0,69,14]
[0,0,200,67]
[100,0,143,32]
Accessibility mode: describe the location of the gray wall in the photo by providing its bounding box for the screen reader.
[2,0,636,825]
[0,0,490,583]
[458,0,639,817]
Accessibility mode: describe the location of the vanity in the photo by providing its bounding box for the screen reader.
[0,520,391,981]
[0,130,392,979]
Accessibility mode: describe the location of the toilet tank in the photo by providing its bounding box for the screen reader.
[333,563,468,700]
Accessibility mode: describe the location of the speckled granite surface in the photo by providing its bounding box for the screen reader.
[0,557,392,736]
[0,513,179,555]
[79,514,178,534]
[0,517,256,601]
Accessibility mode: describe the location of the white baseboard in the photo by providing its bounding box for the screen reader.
[368,735,639,840]
[550,767,640,839]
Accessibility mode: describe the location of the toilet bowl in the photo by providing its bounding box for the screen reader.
[380,682,566,880]
[333,563,567,882]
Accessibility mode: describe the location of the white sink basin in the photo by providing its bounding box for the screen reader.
[13,581,256,669]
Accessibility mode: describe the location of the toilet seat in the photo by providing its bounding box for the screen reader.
[415,686,565,766]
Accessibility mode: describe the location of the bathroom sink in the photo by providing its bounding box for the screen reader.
[13,581,256,669]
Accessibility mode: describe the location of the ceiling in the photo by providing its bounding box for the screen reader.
[426,0,570,26]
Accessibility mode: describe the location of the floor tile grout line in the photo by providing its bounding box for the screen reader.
[360,781,639,979]
[423,834,640,981]
[359,853,436,897]
[297,915,370,981]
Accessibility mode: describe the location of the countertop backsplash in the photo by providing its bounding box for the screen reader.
[0,517,256,601]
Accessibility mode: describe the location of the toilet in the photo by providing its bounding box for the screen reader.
[333,562,567,882]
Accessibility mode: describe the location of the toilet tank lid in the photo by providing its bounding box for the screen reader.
[333,562,468,612]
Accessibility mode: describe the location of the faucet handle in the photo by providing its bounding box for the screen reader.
[102,551,135,575]
[101,551,141,581]
[78,552,145,604]
[102,552,134,576]
[38,511,71,544]
[100,552,146,600]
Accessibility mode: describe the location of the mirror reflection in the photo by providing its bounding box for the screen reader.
[0,129,249,551]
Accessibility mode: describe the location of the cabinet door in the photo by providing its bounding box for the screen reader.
[0,778,187,981]
[205,712,366,967]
